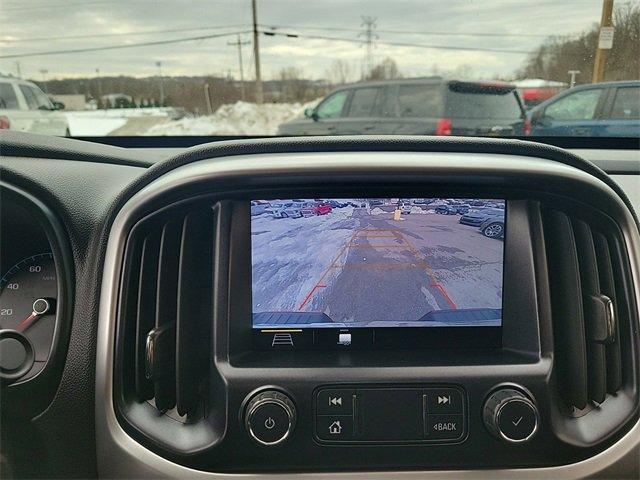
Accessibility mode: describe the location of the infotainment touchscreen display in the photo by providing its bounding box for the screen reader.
[251,198,505,349]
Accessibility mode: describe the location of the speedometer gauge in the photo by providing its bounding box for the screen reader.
[0,253,57,378]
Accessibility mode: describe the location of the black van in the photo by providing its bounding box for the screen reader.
[278,77,528,136]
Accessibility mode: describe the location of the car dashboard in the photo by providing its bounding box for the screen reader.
[0,132,638,479]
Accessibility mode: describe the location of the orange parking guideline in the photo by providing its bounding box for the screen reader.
[297,229,359,310]
[297,226,457,311]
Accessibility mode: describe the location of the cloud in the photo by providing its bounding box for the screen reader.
[0,0,603,81]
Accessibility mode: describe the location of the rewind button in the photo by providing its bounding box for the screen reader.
[316,389,354,415]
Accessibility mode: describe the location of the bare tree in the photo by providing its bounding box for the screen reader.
[325,60,354,85]
[365,57,402,80]
[517,3,639,83]
[277,67,309,102]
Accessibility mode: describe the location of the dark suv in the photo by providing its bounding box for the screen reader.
[278,77,528,136]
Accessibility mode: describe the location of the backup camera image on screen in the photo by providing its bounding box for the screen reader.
[251,198,505,329]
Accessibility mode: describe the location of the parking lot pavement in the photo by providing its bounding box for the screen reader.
[252,207,504,326]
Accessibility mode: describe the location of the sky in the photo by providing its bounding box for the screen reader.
[0,0,611,82]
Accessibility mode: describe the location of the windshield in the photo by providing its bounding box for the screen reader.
[0,0,638,139]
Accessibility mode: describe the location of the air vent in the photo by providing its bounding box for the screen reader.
[117,204,215,419]
[542,207,631,412]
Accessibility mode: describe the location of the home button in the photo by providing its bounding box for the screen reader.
[316,415,354,441]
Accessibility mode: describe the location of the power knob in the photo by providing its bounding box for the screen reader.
[483,388,539,444]
[243,390,297,446]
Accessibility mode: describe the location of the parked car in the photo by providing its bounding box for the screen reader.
[266,201,305,218]
[300,201,332,217]
[0,76,69,136]
[327,200,347,208]
[314,203,333,215]
[435,205,459,215]
[278,77,528,137]
[480,215,505,239]
[528,81,640,137]
[448,202,470,214]
[369,199,383,206]
[401,204,413,214]
[250,200,270,216]
[459,208,505,226]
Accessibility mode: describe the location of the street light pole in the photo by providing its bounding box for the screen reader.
[156,61,165,106]
[95,68,103,102]
[39,69,48,93]
[568,70,580,88]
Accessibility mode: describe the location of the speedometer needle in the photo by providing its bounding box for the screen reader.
[16,298,52,333]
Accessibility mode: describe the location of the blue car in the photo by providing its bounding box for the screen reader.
[528,81,639,137]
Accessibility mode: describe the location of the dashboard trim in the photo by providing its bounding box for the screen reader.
[96,151,640,478]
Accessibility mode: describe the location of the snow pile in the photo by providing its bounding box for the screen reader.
[370,207,386,216]
[67,107,180,118]
[145,99,320,136]
[409,206,429,214]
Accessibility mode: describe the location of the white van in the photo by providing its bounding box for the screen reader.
[0,76,69,136]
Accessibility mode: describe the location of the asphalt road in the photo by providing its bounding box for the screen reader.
[252,206,504,326]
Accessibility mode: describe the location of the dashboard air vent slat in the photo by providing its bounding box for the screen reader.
[135,234,160,401]
[592,232,623,393]
[543,209,588,410]
[572,219,607,404]
[176,210,215,417]
[152,220,182,411]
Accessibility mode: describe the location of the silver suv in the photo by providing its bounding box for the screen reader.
[0,76,69,136]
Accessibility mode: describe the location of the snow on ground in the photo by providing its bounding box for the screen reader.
[145,99,320,136]
[65,107,181,136]
[370,207,385,216]
[66,115,127,136]
[251,206,357,312]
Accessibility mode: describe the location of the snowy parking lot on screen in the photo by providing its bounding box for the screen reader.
[251,199,505,329]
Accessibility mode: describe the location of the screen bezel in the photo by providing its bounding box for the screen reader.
[222,184,541,366]
[249,197,506,350]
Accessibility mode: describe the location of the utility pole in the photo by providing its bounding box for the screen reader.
[39,69,48,93]
[592,0,614,84]
[568,70,580,88]
[228,34,250,100]
[15,61,21,78]
[156,61,165,106]
[359,16,378,79]
[251,0,263,104]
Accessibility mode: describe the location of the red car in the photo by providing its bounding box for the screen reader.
[314,203,332,215]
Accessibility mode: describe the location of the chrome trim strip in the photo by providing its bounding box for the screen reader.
[97,151,640,479]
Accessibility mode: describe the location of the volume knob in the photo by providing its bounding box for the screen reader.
[244,390,297,446]
[483,388,539,443]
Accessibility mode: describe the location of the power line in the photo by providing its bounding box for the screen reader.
[0,0,113,12]
[0,30,252,60]
[0,24,246,44]
[260,24,558,39]
[261,30,535,55]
